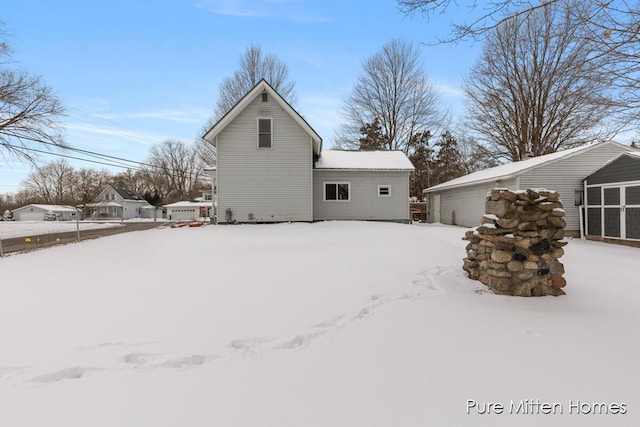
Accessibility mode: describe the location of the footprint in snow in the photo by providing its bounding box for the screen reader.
[32,366,86,384]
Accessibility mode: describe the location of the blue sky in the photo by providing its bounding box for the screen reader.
[1,0,480,191]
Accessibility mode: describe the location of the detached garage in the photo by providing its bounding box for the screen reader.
[422,141,633,235]
[584,151,640,242]
[13,204,80,221]
[164,200,213,221]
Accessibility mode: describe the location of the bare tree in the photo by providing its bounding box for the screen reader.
[205,44,296,129]
[20,159,74,204]
[398,0,640,124]
[464,2,616,161]
[1,21,66,162]
[337,38,448,153]
[146,139,205,203]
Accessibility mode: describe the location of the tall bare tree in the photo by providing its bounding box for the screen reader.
[146,139,205,203]
[464,2,616,161]
[21,159,74,204]
[1,21,65,162]
[205,44,296,128]
[337,38,448,153]
[398,0,640,124]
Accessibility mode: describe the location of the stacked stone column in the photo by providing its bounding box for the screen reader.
[463,188,567,296]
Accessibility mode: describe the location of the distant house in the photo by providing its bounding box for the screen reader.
[202,79,414,223]
[422,141,635,235]
[13,204,80,221]
[584,151,640,242]
[87,186,157,220]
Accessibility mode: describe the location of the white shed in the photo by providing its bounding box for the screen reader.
[423,141,634,234]
[13,204,80,221]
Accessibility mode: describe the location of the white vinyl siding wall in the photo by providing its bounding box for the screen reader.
[426,142,631,231]
[429,178,517,227]
[518,143,630,231]
[313,170,410,221]
[217,94,313,223]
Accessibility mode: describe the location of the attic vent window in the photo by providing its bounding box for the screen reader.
[262,92,268,102]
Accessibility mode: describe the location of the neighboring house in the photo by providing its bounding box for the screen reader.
[422,141,635,234]
[13,204,80,221]
[164,199,213,221]
[584,151,640,242]
[87,186,157,220]
[202,79,414,224]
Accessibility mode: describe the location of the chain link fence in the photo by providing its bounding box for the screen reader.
[0,215,166,257]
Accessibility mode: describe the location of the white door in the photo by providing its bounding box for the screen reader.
[433,194,441,223]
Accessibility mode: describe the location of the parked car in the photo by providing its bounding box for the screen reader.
[43,210,58,221]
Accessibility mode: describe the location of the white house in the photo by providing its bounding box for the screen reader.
[203,79,414,224]
[12,204,80,221]
[87,186,157,220]
[584,151,640,242]
[422,141,634,234]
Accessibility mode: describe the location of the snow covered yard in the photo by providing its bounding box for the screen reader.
[0,221,637,426]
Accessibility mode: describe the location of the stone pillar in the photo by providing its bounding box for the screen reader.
[462,188,567,296]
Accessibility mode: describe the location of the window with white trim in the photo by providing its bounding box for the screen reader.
[324,182,350,201]
[378,185,391,197]
[258,118,272,148]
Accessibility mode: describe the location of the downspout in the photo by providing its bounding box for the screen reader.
[215,135,219,224]
[581,179,587,239]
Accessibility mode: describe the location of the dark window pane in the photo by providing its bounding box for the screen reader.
[258,133,271,148]
[587,208,601,235]
[604,187,620,205]
[626,208,640,239]
[626,186,640,205]
[325,183,337,200]
[587,187,601,205]
[258,119,271,133]
[379,186,390,196]
[604,208,621,237]
[338,183,349,200]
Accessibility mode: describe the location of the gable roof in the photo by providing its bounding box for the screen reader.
[584,150,640,180]
[423,141,632,193]
[315,150,414,171]
[202,79,322,155]
[112,187,145,201]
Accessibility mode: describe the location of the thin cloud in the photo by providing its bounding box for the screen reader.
[65,123,166,147]
[92,109,205,124]
[195,0,330,23]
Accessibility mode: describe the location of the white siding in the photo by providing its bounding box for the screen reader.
[427,142,630,231]
[519,142,630,231]
[14,207,48,221]
[217,94,313,223]
[431,178,517,227]
[313,170,410,221]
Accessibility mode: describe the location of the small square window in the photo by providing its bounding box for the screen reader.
[258,118,272,149]
[378,185,391,197]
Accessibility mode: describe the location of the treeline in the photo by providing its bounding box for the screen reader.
[0,139,212,213]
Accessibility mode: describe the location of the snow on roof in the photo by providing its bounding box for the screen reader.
[15,204,79,212]
[315,150,414,171]
[423,141,631,193]
[163,200,213,208]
